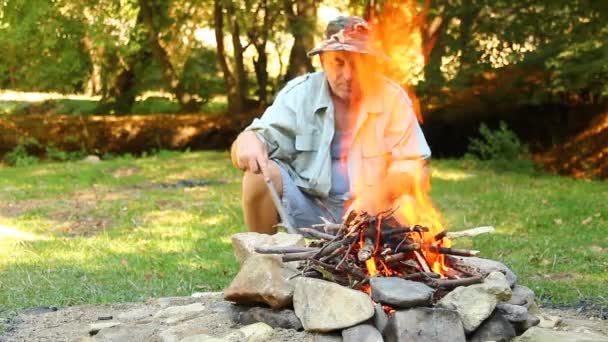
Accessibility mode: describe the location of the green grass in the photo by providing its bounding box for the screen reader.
[0,153,606,318]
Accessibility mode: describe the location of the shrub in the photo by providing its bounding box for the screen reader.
[466,121,534,171]
[3,137,40,166]
[468,121,527,160]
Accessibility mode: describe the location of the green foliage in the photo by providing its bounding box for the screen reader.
[466,121,533,171]
[3,137,40,166]
[45,145,86,162]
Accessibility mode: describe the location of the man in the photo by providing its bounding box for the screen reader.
[231,16,431,234]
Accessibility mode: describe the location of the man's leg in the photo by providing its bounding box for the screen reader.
[241,161,282,234]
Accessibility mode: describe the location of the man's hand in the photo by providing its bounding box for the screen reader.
[232,131,270,178]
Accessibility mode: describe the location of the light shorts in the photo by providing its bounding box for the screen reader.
[276,162,345,229]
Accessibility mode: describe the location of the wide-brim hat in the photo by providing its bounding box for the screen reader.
[307,16,389,60]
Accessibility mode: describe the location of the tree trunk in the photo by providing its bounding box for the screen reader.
[225,1,248,113]
[137,0,194,110]
[284,0,316,82]
[82,32,103,96]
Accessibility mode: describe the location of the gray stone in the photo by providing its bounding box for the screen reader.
[224,254,295,309]
[341,323,382,342]
[369,277,434,308]
[293,277,374,332]
[89,322,121,336]
[223,322,274,342]
[512,313,541,335]
[482,271,512,301]
[468,312,516,342]
[496,303,528,322]
[231,232,305,265]
[514,326,608,342]
[83,155,101,163]
[153,303,206,324]
[372,303,388,333]
[437,284,497,333]
[384,307,465,342]
[236,307,302,330]
[506,285,536,308]
[311,333,343,342]
[446,256,517,287]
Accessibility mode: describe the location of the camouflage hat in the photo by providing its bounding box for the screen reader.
[307,16,388,59]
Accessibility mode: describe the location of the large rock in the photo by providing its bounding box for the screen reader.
[372,303,388,333]
[341,323,383,342]
[292,278,374,332]
[224,254,295,309]
[231,232,305,264]
[468,312,516,342]
[506,285,536,308]
[446,256,517,287]
[496,303,528,322]
[384,307,465,342]
[482,271,512,301]
[514,326,608,342]
[512,313,541,335]
[437,284,498,333]
[369,277,434,308]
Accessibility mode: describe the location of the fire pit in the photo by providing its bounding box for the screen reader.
[224,212,541,341]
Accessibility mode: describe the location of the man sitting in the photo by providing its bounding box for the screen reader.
[231,16,431,234]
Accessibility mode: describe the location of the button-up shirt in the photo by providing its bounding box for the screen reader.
[245,71,431,198]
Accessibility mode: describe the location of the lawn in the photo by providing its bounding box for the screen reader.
[1,151,606,318]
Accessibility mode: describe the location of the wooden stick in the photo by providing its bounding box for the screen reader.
[432,275,483,289]
[446,226,495,239]
[357,237,374,262]
[423,245,480,257]
[281,251,318,262]
[413,251,432,273]
[297,228,336,240]
[402,272,441,280]
[265,178,297,234]
[255,246,319,254]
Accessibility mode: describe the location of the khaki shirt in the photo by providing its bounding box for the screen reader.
[245,71,431,198]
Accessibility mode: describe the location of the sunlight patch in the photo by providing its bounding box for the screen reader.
[0,224,49,241]
[432,169,476,181]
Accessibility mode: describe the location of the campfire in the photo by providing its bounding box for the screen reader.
[255,209,486,298]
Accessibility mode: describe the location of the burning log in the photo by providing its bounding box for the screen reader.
[268,209,483,294]
[357,237,374,262]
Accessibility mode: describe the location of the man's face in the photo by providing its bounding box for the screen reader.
[321,51,376,103]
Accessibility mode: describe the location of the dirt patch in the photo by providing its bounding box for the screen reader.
[0,293,310,342]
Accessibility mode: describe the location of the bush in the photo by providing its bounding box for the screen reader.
[3,137,40,167]
[466,121,534,171]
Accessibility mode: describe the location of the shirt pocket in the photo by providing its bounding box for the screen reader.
[295,133,320,151]
[293,133,320,180]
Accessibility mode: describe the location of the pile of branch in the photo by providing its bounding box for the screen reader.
[255,210,485,291]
